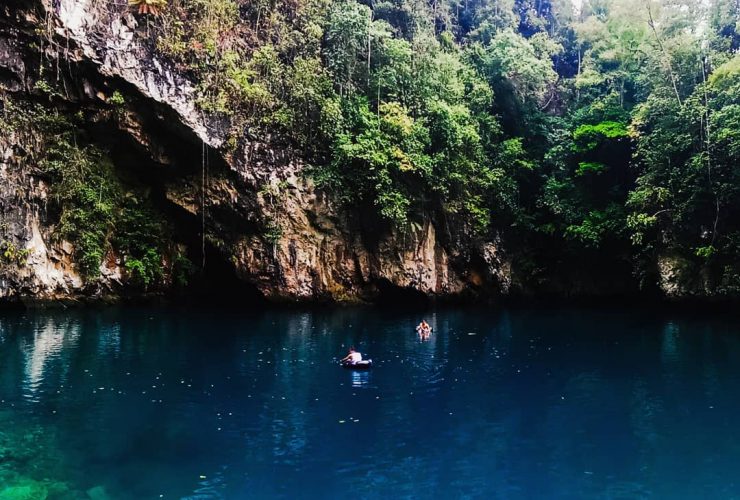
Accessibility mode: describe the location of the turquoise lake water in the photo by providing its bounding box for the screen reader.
[1,305,740,499]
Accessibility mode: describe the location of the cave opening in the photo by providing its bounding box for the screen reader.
[81,86,266,307]
[183,242,266,307]
[373,279,430,309]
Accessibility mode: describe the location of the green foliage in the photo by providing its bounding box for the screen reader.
[109,91,126,107]
[112,196,171,289]
[41,134,120,278]
[695,245,716,259]
[325,1,374,96]
[572,121,629,152]
[564,204,627,248]
[0,242,30,267]
[172,251,195,287]
[626,212,657,245]
[128,0,740,293]
[32,79,55,96]
[3,99,183,289]
[576,162,607,176]
[263,219,284,245]
[323,100,424,226]
[481,29,561,106]
[124,249,162,288]
[154,0,338,157]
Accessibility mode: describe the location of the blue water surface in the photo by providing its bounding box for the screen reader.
[1,305,740,499]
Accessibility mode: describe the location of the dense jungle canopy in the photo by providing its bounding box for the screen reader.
[145,0,739,293]
[4,0,739,300]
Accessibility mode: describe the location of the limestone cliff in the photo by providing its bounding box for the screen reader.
[3,0,729,306]
[0,0,512,304]
[0,133,89,303]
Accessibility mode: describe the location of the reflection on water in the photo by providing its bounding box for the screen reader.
[21,317,80,401]
[0,307,739,498]
[350,370,371,388]
[661,321,679,365]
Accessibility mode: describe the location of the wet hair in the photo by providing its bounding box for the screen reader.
[349,346,355,352]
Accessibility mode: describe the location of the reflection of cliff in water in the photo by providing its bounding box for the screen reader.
[20,317,81,401]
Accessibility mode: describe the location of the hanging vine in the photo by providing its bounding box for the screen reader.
[201,140,209,269]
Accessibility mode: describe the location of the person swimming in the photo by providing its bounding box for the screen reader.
[416,320,431,337]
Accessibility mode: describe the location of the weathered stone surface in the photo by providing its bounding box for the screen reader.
[0,0,513,304]
[0,35,25,92]
[54,0,221,148]
[656,254,717,299]
[229,175,475,301]
[0,121,126,304]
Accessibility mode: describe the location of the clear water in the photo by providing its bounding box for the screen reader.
[1,306,740,499]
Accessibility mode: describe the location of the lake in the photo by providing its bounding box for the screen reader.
[1,305,740,499]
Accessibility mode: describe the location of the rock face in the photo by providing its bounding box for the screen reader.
[54,0,220,147]
[226,173,510,301]
[0,0,729,305]
[656,254,718,299]
[168,134,513,302]
[0,123,120,303]
[0,0,512,304]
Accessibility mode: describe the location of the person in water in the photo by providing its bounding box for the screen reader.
[416,320,431,337]
[341,347,363,364]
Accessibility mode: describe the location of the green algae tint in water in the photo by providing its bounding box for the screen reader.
[2,306,740,499]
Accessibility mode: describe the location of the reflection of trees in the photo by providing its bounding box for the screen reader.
[628,379,662,490]
[263,314,311,465]
[660,321,679,367]
[237,310,335,484]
